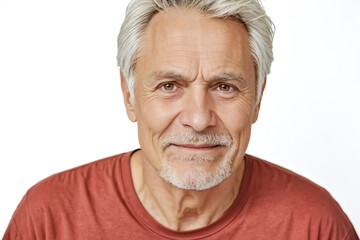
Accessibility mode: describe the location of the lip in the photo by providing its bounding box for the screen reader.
[172,144,219,150]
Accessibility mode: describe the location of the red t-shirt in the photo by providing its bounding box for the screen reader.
[3,151,359,239]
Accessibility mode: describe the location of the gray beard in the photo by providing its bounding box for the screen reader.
[158,132,234,191]
[158,154,232,191]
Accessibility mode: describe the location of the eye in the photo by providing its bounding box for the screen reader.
[161,82,177,91]
[217,84,233,92]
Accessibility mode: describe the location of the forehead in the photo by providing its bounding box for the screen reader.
[136,8,255,81]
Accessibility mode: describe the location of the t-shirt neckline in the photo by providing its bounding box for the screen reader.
[121,150,253,239]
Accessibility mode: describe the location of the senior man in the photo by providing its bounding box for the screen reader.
[3,0,359,239]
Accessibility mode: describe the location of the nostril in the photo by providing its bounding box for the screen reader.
[179,108,216,132]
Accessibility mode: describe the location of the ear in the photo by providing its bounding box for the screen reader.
[120,72,137,122]
[252,78,266,124]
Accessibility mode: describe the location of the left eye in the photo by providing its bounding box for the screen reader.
[161,83,177,91]
[217,84,233,92]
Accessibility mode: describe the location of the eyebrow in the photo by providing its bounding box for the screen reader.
[149,71,248,84]
[210,72,248,85]
[150,71,187,82]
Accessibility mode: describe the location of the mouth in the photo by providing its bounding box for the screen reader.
[171,144,220,150]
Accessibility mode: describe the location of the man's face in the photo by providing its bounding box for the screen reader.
[122,9,262,190]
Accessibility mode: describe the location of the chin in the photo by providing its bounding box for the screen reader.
[158,147,236,191]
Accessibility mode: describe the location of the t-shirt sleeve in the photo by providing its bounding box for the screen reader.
[344,228,360,240]
[3,220,21,240]
[3,193,38,240]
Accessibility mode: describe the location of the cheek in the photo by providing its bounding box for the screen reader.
[144,102,177,132]
[136,98,180,150]
[214,101,254,145]
[216,100,253,128]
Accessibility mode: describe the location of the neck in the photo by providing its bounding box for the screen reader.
[130,150,246,231]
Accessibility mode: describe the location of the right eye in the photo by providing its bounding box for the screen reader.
[160,82,177,92]
[217,84,233,92]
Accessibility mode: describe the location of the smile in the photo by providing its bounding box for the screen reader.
[172,144,220,150]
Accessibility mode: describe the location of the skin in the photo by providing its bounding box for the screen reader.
[121,8,265,231]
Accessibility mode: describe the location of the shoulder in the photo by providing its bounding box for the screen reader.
[27,151,131,203]
[3,150,137,239]
[247,154,333,202]
[14,151,133,219]
[244,154,357,239]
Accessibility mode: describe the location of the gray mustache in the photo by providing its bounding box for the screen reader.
[161,132,233,149]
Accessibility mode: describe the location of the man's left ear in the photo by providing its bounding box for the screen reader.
[252,78,267,124]
[120,72,137,122]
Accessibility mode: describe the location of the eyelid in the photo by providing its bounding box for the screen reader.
[214,82,238,92]
[158,81,179,92]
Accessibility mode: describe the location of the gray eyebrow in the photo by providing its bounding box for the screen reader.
[150,71,187,81]
[149,71,248,84]
[210,72,248,84]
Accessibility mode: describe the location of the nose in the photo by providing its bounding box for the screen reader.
[178,87,216,132]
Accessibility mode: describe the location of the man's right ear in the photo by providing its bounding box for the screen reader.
[120,72,137,122]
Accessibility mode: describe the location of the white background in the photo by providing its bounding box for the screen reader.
[1,0,359,235]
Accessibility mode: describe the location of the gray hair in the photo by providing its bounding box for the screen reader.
[117,0,275,103]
